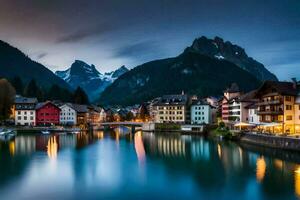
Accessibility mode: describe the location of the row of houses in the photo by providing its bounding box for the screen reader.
[148,79,300,135]
[220,80,300,134]
[13,97,106,127]
[149,93,218,125]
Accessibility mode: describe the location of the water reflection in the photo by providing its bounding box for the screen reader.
[256,156,266,182]
[134,131,146,163]
[47,136,58,159]
[0,131,299,199]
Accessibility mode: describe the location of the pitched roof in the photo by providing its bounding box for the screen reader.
[15,97,38,104]
[224,83,240,93]
[154,94,188,106]
[35,101,61,110]
[239,89,258,102]
[256,81,297,96]
[71,104,88,113]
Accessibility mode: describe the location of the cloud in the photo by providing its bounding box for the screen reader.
[36,52,48,59]
[114,40,164,59]
[56,24,113,43]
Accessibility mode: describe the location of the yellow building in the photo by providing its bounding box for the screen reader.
[153,94,188,124]
[255,81,300,134]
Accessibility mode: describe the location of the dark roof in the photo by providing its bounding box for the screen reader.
[224,83,240,93]
[245,103,258,109]
[35,101,61,110]
[88,105,103,112]
[256,81,297,96]
[71,104,88,113]
[191,99,211,106]
[154,94,188,106]
[15,97,38,104]
[239,89,258,102]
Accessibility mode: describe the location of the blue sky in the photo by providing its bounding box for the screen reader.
[0,0,299,80]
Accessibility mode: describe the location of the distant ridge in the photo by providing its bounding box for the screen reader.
[0,40,70,89]
[99,36,266,106]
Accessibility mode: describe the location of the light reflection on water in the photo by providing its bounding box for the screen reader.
[0,130,299,199]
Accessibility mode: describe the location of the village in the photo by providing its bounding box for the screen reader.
[7,78,300,138]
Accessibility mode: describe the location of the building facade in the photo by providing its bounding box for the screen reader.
[36,101,61,126]
[254,81,300,134]
[191,102,212,124]
[246,104,260,124]
[221,83,241,123]
[59,103,77,125]
[14,97,38,126]
[153,95,188,124]
[72,104,88,128]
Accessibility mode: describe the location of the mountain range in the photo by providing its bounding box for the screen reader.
[99,36,277,105]
[55,60,128,101]
[0,40,70,89]
[0,36,278,105]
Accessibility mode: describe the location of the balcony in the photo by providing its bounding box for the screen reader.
[257,110,283,115]
[256,99,282,106]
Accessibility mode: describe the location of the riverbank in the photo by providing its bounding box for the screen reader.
[3,126,83,134]
[240,132,300,152]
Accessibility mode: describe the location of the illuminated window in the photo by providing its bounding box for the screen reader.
[286,115,293,120]
[286,105,292,110]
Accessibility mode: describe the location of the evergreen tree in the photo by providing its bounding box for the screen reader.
[73,87,89,104]
[0,79,15,121]
[125,111,134,121]
[24,79,43,100]
[10,76,23,95]
[47,84,62,100]
[138,104,149,121]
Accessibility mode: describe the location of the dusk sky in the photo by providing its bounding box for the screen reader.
[0,0,299,80]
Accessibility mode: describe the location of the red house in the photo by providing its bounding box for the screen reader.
[36,101,61,126]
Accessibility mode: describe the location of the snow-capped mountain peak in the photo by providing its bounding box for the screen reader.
[55,60,129,101]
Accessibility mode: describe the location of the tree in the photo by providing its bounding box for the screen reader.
[24,79,43,100]
[73,87,89,104]
[0,79,15,121]
[138,104,149,121]
[125,111,134,121]
[10,76,23,95]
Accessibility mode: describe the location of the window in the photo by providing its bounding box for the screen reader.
[285,96,292,101]
[18,116,21,120]
[24,116,27,120]
[18,111,21,115]
[286,115,293,120]
[286,105,292,110]
[30,117,33,120]
[30,112,33,115]
[24,111,27,115]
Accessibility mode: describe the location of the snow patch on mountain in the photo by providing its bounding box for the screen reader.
[55,60,129,101]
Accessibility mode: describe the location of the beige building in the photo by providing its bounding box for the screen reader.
[153,94,188,124]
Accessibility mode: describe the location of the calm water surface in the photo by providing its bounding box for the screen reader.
[0,129,300,200]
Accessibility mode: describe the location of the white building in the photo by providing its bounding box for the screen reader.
[59,103,77,125]
[191,101,212,124]
[15,97,37,126]
[247,104,259,124]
